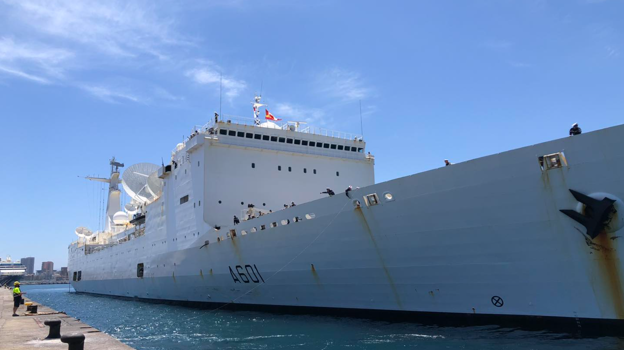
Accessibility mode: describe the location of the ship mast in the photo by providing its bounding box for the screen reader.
[85,157,124,233]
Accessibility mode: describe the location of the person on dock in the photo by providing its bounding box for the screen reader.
[12,281,25,316]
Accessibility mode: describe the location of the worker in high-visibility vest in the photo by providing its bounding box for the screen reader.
[12,281,26,316]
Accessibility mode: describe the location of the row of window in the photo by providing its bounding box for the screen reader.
[252,163,339,176]
[219,128,364,153]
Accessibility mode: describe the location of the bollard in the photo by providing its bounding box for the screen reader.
[61,333,85,350]
[44,319,62,339]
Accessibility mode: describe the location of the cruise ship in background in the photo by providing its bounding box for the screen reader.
[68,95,624,334]
[0,257,26,287]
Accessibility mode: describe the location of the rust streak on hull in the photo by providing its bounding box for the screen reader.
[595,232,624,319]
[354,207,403,309]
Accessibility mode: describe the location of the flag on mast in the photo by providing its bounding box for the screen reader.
[265,109,281,121]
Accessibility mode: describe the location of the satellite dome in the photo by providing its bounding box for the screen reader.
[259,121,281,129]
[75,227,92,237]
[124,203,138,215]
[113,211,129,225]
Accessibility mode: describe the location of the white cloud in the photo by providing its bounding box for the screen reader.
[186,66,247,99]
[0,65,50,84]
[315,68,371,102]
[0,37,73,80]
[79,84,141,103]
[509,61,532,68]
[273,102,326,125]
[2,0,186,59]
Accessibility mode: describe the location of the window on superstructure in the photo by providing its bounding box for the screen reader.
[278,166,282,171]
[309,141,315,147]
[219,129,228,135]
[271,136,277,142]
[278,137,285,143]
[252,163,255,169]
[263,135,270,141]
[316,142,323,148]
[313,169,317,174]
[180,195,189,204]
[294,139,301,145]
[358,148,364,153]
[288,167,292,172]
[137,263,144,278]
[77,271,82,281]
[73,271,77,281]
[237,131,244,137]
[246,133,253,139]
[286,138,293,144]
[351,147,357,152]
[323,143,330,149]
[302,140,308,146]
[228,130,236,136]
[336,171,339,176]
[345,146,351,151]
[331,144,337,149]
[254,134,262,140]
[303,168,307,173]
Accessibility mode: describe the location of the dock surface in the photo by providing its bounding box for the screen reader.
[0,291,134,350]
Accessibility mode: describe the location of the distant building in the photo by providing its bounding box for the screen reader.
[41,261,54,272]
[60,267,68,278]
[21,257,35,275]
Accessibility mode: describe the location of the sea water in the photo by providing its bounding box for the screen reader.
[23,284,624,350]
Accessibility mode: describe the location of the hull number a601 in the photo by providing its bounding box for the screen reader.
[229,264,265,283]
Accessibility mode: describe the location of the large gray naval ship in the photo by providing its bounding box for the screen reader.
[68,102,624,333]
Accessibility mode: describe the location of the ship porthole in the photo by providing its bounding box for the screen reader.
[383,192,395,202]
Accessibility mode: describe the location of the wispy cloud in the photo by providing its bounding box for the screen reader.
[0,37,73,81]
[186,65,247,100]
[315,68,371,102]
[0,65,50,84]
[2,0,186,59]
[273,102,327,125]
[481,40,513,51]
[79,84,141,103]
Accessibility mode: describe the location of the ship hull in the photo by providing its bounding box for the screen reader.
[69,124,624,333]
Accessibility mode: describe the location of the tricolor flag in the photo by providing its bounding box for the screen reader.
[265,109,281,121]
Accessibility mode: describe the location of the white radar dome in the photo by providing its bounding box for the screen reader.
[259,121,281,129]
[122,163,160,203]
[113,211,129,225]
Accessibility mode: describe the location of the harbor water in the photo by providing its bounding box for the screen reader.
[23,284,624,350]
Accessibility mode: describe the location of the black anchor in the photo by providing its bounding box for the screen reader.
[560,189,617,240]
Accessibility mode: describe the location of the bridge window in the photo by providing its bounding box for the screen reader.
[287,138,293,144]
[309,141,316,147]
[294,139,301,145]
[219,129,228,135]
[263,135,270,141]
[330,144,337,149]
[237,131,244,137]
[351,147,357,152]
[228,130,236,136]
[316,142,323,148]
[302,140,308,146]
[246,133,253,139]
[271,136,278,142]
[254,134,262,140]
[337,145,344,150]
[345,146,351,151]
[278,137,285,143]
[358,148,364,153]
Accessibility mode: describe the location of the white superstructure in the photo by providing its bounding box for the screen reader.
[69,100,624,333]
[0,256,26,286]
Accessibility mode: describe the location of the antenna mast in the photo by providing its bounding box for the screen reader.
[359,100,364,137]
[219,74,223,119]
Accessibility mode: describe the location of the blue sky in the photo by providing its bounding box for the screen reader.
[0,0,622,268]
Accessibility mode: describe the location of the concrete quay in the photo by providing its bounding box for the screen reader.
[0,292,134,350]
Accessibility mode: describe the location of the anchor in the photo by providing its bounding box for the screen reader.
[560,189,617,240]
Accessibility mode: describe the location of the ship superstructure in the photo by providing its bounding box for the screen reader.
[69,97,624,333]
[0,256,26,287]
